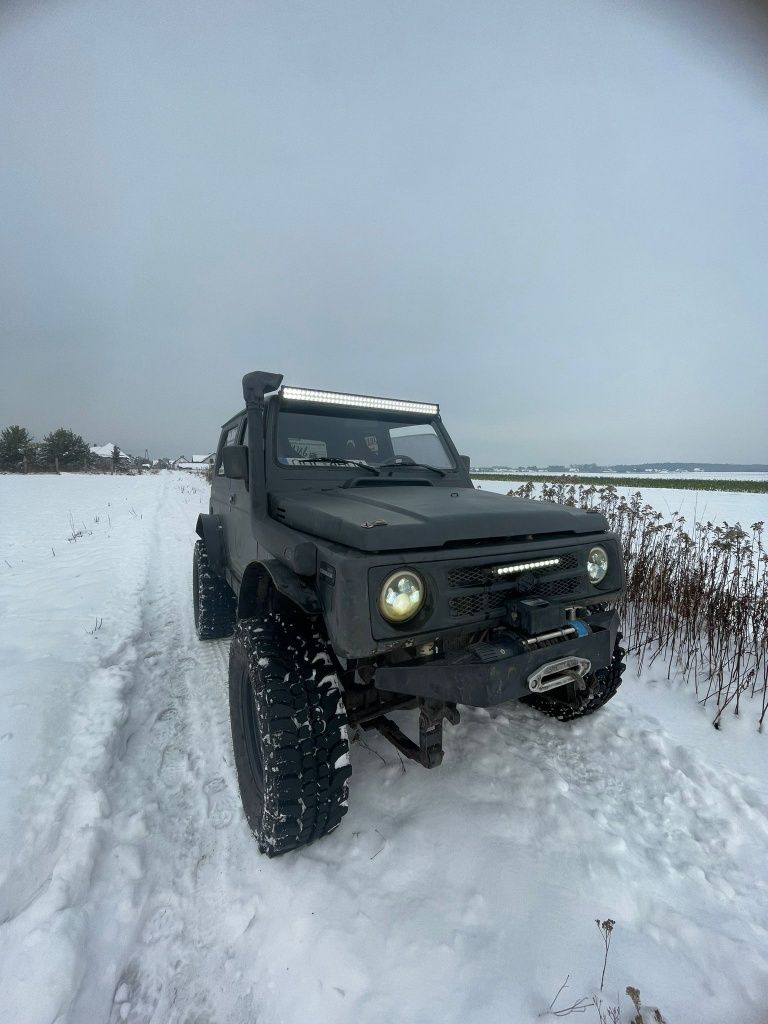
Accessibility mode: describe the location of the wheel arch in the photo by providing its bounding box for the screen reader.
[195,513,227,574]
[238,558,322,620]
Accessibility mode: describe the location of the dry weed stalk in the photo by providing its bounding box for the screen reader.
[543,919,669,1022]
[595,919,615,991]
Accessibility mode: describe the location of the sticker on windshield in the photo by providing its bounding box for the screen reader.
[287,437,328,459]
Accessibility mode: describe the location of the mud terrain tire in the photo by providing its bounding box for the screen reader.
[193,539,236,640]
[228,610,351,856]
[524,633,626,722]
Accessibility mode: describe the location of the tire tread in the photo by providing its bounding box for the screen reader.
[193,539,236,639]
[229,611,350,856]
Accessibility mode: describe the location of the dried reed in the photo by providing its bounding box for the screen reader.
[509,478,768,729]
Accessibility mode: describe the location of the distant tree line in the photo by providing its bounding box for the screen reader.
[0,425,137,474]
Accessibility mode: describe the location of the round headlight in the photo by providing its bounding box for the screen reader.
[378,570,425,623]
[587,546,609,584]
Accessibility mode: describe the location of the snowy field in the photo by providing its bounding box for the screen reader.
[473,477,768,532]
[476,471,768,482]
[1,472,768,1024]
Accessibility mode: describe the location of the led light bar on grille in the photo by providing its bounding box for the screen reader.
[494,557,561,576]
[281,386,438,416]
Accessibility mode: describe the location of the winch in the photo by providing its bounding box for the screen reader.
[466,597,592,665]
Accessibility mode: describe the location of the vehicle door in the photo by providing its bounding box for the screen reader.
[210,425,236,518]
[212,422,242,576]
[225,417,252,579]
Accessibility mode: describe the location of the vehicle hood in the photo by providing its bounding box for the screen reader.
[269,485,608,552]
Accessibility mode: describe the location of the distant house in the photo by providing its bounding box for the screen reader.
[171,453,214,473]
[90,443,132,472]
[173,455,210,473]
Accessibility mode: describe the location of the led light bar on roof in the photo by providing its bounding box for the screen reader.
[281,386,438,417]
[495,557,561,576]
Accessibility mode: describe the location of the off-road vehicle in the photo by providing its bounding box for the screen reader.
[193,372,626,855]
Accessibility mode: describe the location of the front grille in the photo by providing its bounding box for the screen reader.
[447,551,578,589]
[448,591,507,618]
[536,576,581,598]
[442,631,477,652]
[447,566,487,589]
[448,575,581,618]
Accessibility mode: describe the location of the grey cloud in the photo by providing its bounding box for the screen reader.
[1,0,766,463]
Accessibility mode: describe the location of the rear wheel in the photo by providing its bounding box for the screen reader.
[228,608,351,856]
[192,539,236,639]
[524,633,626,722]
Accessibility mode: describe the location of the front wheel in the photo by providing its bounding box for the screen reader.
[524,633,626,722]
[228,609,351,856]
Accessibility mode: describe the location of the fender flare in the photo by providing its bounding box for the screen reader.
[239,558,321,618]
[195,513,227,574]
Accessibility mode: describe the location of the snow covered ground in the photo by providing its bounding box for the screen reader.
[476,471,768,482]
[473,477,768,531]
[1,472,768,1024]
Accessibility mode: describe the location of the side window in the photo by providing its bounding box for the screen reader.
[216,424,241,476]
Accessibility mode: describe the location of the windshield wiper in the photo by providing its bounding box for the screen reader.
[380,456,446,477]
[296,456,380,475]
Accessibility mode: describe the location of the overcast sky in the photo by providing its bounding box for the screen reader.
[1,0,766,464]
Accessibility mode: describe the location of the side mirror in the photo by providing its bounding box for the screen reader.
[460,455,471,473]
[223,445,249,483]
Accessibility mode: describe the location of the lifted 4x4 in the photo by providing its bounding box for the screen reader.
[193,372,626,856]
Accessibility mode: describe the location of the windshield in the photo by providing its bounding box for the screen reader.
[275,410,455,469]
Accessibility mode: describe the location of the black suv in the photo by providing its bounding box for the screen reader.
[193,371,626,856]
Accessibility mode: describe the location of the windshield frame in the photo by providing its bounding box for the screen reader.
[266,397,464,482]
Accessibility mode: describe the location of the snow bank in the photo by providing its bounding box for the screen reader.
[1,473,767,1024]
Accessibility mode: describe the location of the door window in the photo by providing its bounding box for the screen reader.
[216,424,241,475]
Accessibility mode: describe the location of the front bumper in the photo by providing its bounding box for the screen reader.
[374,609,620,708]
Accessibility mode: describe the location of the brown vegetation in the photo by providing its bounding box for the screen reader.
[509,478,768,729]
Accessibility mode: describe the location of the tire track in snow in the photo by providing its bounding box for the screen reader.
[67,477,258,1024]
